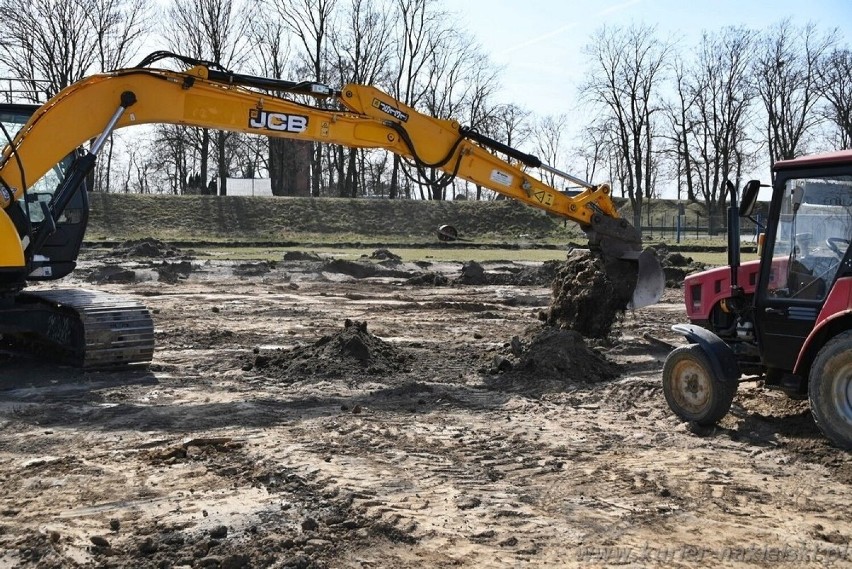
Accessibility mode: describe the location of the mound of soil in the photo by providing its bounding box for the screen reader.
[406,272,450,286]
[518,327,618,382]
[322,259,412,279]
[545,250,635,338]
[85,265,136,284]
[456,261,487,285]
[282,250,323,262]
[652,244,707,287]
[453,260,561,287]
[492,260,563,286]
[156,260,194,283]
[113,238,183,258]
[243,319,411,378]
[370,248,402,263]
[484,326,618,394]
[233,261,275,276]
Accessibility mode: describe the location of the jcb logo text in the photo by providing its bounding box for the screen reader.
[249,110,309,133]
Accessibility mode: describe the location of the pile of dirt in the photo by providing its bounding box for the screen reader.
[484,326,618,394]
[155,260,194,283]
[113,238,184,258]
[242,319,411,379]
[491,260,562,286]
[282,250,324,262]
[518,327,618,382]
[85,265,136,284]
[654,244,707,287]
[545,250,635,338]
[321,259,412,279]
[406,272,450,286]
[370,248,403,263]
[233,260,275,277]
[456,261,487,284]
[454,260,562,287]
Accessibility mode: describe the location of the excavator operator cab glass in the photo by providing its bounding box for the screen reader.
[766,176,852,301]
[0,104,76,225]
[1,103,89,281]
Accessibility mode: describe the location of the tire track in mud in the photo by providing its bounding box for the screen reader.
[267,399,628,566]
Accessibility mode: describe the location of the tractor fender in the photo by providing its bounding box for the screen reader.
[671,324,741,383]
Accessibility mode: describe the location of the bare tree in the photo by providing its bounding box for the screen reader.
[0,0,152,191]
[686,27,757,232]
[386,0,444,199]
[581,24,670,230]
[573,122,610,190]
[416,28,496,200]
[0,0,96,101]
[161,0,252,195]
[467,103,530,200]
[817,47,852,149]
[329,0,394,197]
[662,54,699,202]
[531,114,570,189]
[753,19,837,164]
[90,0,151,192]
[267,0,338,197]
[491,104,531,149]
[90,0,150,71]
[246,15,311,197]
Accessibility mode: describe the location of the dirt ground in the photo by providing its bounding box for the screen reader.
[0,246,850,569]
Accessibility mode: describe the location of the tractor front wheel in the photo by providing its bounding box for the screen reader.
[663,344,736,426]
[809,331,852,450]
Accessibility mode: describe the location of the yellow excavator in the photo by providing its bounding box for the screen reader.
[0,52,665,368]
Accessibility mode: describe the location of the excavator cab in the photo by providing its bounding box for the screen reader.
[0,103,90,282]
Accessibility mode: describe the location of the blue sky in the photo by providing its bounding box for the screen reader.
[460,0,852,115]
[456,0,852,117]
[454,0,852,193]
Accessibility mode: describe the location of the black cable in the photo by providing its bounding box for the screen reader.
[134,51,228,72]
[388,122,466,170]
[389,119,473,198]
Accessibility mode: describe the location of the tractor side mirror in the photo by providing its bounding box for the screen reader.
[740,179,761,217]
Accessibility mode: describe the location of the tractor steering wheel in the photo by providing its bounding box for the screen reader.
[826,237,851,258]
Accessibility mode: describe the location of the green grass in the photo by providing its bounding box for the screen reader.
[686,250,760,267]
[194,245,755,266]
[85,193,760,267]
[195,245,572,263]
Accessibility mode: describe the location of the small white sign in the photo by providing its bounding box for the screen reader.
[490,170,512,187]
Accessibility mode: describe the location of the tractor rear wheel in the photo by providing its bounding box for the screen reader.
[663,344,736,426]
[809,331,852,450]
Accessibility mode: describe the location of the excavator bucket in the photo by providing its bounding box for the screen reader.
[628,248,666,309]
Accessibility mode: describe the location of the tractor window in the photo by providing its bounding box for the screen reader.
[767,175,852,301]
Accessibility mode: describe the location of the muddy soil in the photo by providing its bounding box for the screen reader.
[1,249,850,568]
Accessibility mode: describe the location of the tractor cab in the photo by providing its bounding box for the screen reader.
[755,166,852,376]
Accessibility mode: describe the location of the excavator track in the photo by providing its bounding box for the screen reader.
[0,288,154,368]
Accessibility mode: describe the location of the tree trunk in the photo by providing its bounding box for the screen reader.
[389,156,400,199]
[200,128,210,192]
[311,143,322,197]
[269,138,311,196]
[217,131,227,196]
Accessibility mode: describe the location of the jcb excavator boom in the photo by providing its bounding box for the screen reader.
[0,53,664,367]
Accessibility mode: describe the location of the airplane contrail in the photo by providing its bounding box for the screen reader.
[497,0,641,55]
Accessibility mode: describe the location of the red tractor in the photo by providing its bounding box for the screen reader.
[665,150,852,449]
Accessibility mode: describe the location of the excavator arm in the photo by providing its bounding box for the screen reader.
[0,55,664,309]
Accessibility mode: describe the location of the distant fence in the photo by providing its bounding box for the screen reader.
[0,77,50,104]
[640,213,764,243]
